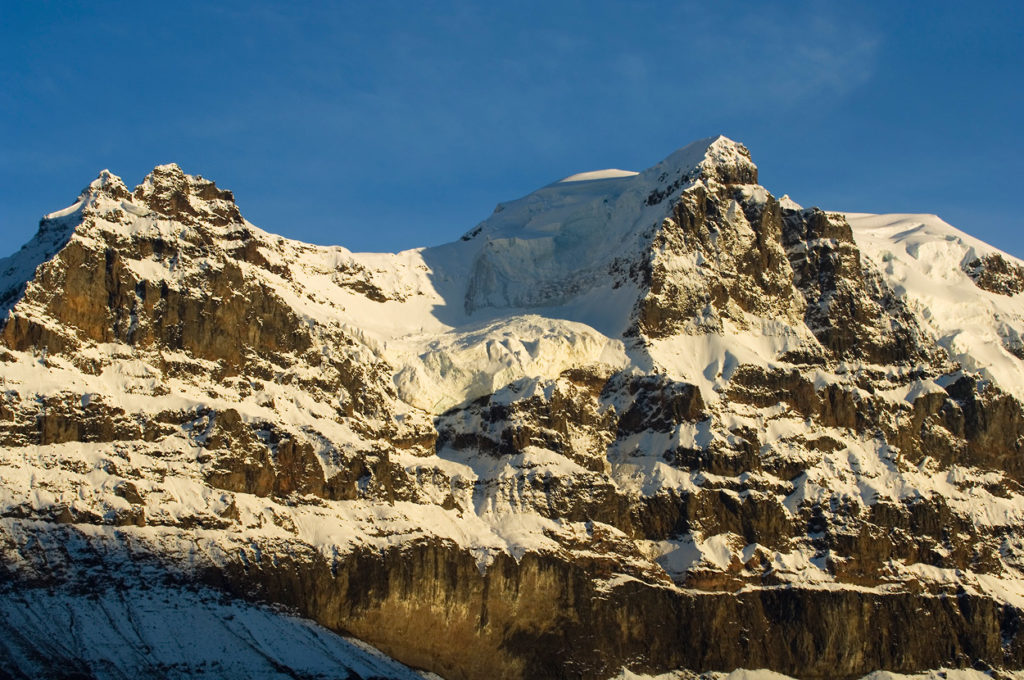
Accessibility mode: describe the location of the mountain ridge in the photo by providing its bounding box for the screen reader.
[3,136,1024,679]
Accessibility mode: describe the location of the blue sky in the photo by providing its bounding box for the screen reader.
[2,1,1022,256]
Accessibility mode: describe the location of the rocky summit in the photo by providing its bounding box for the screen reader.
[3,138,1024,679]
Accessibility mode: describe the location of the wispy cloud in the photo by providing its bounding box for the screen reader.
[620,3,882,113]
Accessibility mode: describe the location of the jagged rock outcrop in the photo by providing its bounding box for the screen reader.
[779,207,936,365]
[965,252,1024,296]
[636,181,805,337]
[3,137,1024,679]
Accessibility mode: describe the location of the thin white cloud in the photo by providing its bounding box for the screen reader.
[679,4,882,107]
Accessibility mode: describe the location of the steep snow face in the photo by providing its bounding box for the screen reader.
[849,212,1024,399]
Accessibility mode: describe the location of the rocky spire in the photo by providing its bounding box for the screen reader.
[132,163,242,227]
[698,135,758,185]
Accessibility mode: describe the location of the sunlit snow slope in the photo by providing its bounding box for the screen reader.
[849,211,1024,398]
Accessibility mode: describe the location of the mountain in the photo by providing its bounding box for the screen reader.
[3,137,1024,679]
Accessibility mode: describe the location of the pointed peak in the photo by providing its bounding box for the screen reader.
[38,168,130,223]
[93,168,122,184]
[132,163,241,227]
[702,135,756,183]
[644,135,757,188]
[779,194,803,211]
[706,134,747,153]
[83,169,131,201]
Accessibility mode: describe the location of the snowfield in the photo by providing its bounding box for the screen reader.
[849,211,1024,399]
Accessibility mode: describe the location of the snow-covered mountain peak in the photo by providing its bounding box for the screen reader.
[0,170,137,315]
[453,135,761,318]
[85,169,131,200]
[467,135,751,239]
[7,138,1024,679]
[37,169,132,223]
[36,163,242,232]
[702,134,755,173]
[640,135,757,191]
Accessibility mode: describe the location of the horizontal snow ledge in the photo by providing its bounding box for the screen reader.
[558,168,639,183]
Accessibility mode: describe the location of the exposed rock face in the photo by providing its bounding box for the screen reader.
[4,138,1024,679]
[207,540,1024,680]
[964,252,1024,296]
[633,148,805,338]
[780,207,937,365]
[133,162,243,227]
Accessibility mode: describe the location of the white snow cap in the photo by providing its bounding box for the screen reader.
[641,135,756,184]
[558,169,639,183]
[84,169,129,196]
